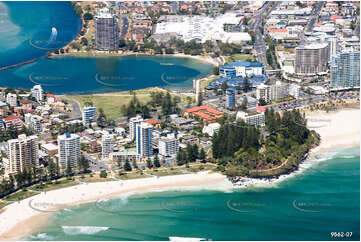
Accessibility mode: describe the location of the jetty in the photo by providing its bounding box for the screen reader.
[0,58,36,71]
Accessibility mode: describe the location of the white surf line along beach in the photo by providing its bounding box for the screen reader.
[0,171,233,240]
[0,108,359,240]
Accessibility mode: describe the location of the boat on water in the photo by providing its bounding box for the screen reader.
[160,63,175,66]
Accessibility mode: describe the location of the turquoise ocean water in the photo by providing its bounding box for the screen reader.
[0,2,213,94]
[0,2,81,68]
[26,147,360,241]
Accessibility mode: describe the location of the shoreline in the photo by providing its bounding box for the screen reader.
[52,51,220,67]
[0,171,233,240]
[230,108,360,188]
[0,108,359,240]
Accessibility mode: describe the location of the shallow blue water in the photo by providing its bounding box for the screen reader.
[0,55,214,94]
[0,2,213,93]
[0,2,81,68]
[27,147,360,241]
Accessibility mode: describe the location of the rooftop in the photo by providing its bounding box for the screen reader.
[185,105,224,116]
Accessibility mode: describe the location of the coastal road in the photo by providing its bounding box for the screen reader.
[300,1,325,44]
[251,2,280,69]
[61,96,82,120]
[120,16,129,38]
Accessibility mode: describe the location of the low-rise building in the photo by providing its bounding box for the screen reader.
[236,111,265,126]
[41,143,58,157]
[3,116,23,131]
[159,137,179,157]
[110,148,139,162]
[184,105,223,124]
[202,122,220,137]
[6,93,17,107]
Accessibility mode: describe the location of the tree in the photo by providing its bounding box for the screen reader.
[124,159,132,171]
[258,98,267,106]
[80,37,88,46]
[100,170,107,178]
[73,3,83,16]
[186,96,193,107]
[146,158,153,169]
[243,76,250,92]
[47,159,57,178]
[186,143,198,163]
[97,108,107,127]
[240,97,248,111]
[197,92,203,106]
[153,155,161,168]
[83,12,93,21]
[79,155,90,172]
[199,148,206,163]
[66,159,72,176]
[213,66,220,75]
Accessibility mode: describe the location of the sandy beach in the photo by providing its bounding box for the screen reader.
[55,51,220,66]
[0,108,359,240]
[231,108,360,188]
[305,108,360,156]
[0,171,233,240]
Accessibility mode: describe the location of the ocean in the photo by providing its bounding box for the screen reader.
[26,147,360,241]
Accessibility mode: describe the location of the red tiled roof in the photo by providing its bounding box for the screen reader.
[330,15,342,20]
[193,111,216,121]
[3,116,20,121]
[256,106,266,113]
[145,119,161,125]
[269,28,288,33]
[185,105,223,116]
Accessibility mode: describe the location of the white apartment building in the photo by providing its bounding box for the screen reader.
[129,115,143,141]
[6,134,39,175]
[102,134,115,160]
[31,85,44,102]
[58,133,81,169]
[289,84,301,99]
[270,81,289,101]
[82,107,97,126]
[159,137,179,157]
[236,111,265,126]
[110,149,139,162]
[6,93,17,107]
[256,84,271,103]
[202,122,221,137]
[25,113,42,133]
[256,82,289,102]
[136,122,153,158]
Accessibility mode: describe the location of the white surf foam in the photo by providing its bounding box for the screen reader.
[30,233,54,240]
[169,236,208,241]
[62,226,109,235]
